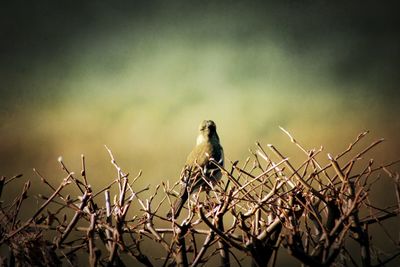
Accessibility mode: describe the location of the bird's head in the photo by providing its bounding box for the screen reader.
[199,120,216,133]
[197,120,219,144]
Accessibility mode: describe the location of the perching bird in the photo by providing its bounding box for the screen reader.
[167,120,224,219]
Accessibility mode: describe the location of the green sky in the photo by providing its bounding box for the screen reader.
[1,0,399,193]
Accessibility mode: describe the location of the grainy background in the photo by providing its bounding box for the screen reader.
[1,2,399,264]
[0,1,400,251]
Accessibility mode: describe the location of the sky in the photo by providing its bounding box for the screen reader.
[1,0,399,190]
[1,1,399,265]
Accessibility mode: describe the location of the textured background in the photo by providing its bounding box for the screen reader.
[1,1,399,263]
[1,1,399,181]
[2,0,399,198]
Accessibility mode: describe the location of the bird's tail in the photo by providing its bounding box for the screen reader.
[167,191,188,219]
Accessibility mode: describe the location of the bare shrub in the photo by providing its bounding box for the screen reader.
[1,130,399,267]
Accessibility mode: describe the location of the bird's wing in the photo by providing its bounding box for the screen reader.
[180,142,223,191]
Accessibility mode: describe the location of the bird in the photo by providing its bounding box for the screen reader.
[167,120,224,219]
